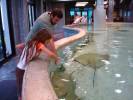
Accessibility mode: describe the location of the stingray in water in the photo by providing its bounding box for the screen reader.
[74,52,109,88]
[51,65,81,100]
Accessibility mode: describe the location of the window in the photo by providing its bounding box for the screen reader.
[28,1,36,30]
[70,10,75,16]
[76,11,81,16]
[82,11,87,16]
[88,8,93,18]
[0,0,15,64]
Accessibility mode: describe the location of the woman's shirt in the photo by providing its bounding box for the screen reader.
[17,42,43,70]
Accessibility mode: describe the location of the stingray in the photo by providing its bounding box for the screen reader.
[51,66,81,100]
[74,53,109,88]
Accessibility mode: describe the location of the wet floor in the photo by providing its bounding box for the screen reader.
[51,23,133,100]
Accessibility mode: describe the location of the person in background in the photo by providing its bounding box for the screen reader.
[16,29,60,100]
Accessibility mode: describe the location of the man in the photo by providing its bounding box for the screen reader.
[16,8,63,100]
[26,8,63,53]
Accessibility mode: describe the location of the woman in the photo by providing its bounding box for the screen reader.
[16,28,60,100]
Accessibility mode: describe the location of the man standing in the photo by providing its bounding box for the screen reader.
[26,8,63,53]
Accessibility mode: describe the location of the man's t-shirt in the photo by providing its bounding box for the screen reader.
[25,12,55,43]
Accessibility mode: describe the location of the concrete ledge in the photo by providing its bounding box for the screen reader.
[55,27,86,49]
[22,27,86,100]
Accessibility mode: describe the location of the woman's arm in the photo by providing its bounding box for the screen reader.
[38,43,60,63]
[48,39,57,55]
